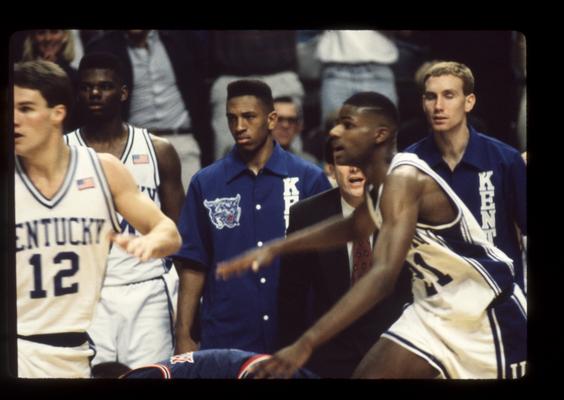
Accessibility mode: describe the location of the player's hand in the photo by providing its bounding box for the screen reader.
[216,246,275,280]
[249,338,313,379]
[110,233,158,262]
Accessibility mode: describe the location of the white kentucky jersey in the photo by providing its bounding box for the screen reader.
[16,146,120,336]
[65,124,169,285]
[366,153,517,322]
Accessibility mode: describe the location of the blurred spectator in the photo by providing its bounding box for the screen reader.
[207,30,305,160]
[272,96,318,164]
[316,30,399,126]
[512,31,526,152]
[295,30,324,144]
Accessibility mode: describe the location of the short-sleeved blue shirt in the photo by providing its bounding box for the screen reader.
[405,126,527,290]
[175,141,331,353]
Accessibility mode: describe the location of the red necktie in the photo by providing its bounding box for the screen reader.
[351,237,372,286]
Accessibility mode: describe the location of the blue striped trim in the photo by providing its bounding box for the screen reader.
[464,256,501,296]
[141,128,161,188]
[85,148,120,232]
[487,308,503,379]
[160,275,176,347]
[511,294,527,319]
[75,129,88,147]
[417,227,501,296]
[120,124,135,164]
[383,331,450,379]
[15,146,78,209]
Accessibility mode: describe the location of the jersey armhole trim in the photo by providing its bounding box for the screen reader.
[86,148,121,232]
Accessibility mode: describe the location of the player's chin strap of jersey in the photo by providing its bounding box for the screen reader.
[237,354,272,379]
[17,332,89,347]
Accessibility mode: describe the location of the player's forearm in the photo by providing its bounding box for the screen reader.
[175,266,205,338]
[144,218,182,258]
[269,214,356,257]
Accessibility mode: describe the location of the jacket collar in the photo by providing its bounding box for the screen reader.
[418,125,486,170]
[224,140,288,183]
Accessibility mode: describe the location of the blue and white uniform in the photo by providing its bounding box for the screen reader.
[366,153,527,379]
[121,349,318,379]
[16,146,120,378]
[175,142,331,353]
[405,126,527,292]
[65,125,177,368]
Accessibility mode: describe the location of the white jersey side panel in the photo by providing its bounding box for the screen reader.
[366,153,516,322]
[65,125,167,285]
[16,146,120,335]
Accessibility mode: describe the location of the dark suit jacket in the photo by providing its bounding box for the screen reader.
[277,187,412,378]
[85,30,214,166]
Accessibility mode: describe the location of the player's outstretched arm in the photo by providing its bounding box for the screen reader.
[216,201,376,279]
[249,168,421,378]
[99,153,181,261]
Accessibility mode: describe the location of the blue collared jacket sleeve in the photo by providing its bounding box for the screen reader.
[304,166,332,197]
[174,176,212,270]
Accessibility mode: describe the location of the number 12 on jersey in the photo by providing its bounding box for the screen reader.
[28,251,80,298]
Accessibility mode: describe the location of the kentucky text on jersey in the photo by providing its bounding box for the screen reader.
[16,217,106,252]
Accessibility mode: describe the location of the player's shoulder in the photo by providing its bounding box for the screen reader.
[97,152,130,181]
[404,135,429,153]
[189,157,227,186]
[475,131,522,160]
[387,153,433,188]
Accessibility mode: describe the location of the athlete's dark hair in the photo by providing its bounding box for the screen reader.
[343,92,399,130]
[78,52,125,84]
[227,79,274,112]
[14,60,73,112]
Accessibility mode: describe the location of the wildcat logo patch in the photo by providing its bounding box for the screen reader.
[170,352,194,364]
[204,194,242,230]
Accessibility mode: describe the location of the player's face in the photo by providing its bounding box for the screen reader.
[227,95,276,153]
[14,86,63,157]
[329,104,378,166]
[422,75,476,134]
[333,163,366,201]
[272,102,302,149]
[78,69,126,121]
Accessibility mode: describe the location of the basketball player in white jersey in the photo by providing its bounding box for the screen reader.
[14,60,181,378]
[217,92,527,379]
[65,53,185,369]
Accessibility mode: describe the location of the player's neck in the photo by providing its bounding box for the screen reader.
[82,119,127,144]
[21,139,71,196]
[364,148,393,188]
[241,137,274,176]
[433,123,470,171]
